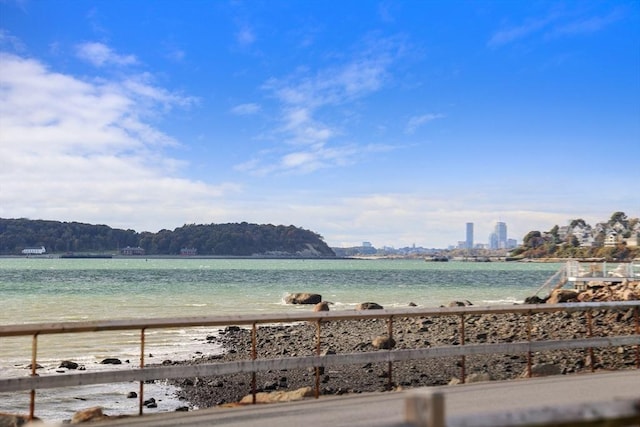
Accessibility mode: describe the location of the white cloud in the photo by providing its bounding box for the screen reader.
[0,29,26,52]
[405,113,444,134]
[551,9,623,37]
[236,25,256,46]
[76,42,138,67]
[0,51,239,230]
[488,7,623,47]
[230,103,261,115]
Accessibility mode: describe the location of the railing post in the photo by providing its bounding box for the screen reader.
[459,314,465,384]
[315,319,322,399]
[635,306,639,370]
[251,322,257,404]
[387,316,394,390]
[527,311,532,378]
[139,327,146,416]
[405,389,445,427]
[586,310,595,372]
[29,332,38,420]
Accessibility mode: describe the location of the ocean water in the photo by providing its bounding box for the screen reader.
[0,257,560,421]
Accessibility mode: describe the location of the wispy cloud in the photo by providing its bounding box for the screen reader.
[76,42,138,67]
[488,7,623,47]
[230,103,261,115]
[405,113,444,134]
[0,29,26,52]
[0,51,237,229]
[551,9,624,37]
[237,36,404,175]
[236,25,256,46]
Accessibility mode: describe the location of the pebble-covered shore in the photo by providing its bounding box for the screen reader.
[166,306,639,409]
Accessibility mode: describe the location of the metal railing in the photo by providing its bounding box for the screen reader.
[566,260,640,280]
[1,301,639,421]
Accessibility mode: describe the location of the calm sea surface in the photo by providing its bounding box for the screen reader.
[0,257,560,420]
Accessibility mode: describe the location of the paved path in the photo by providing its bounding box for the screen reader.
[91,370,640,427]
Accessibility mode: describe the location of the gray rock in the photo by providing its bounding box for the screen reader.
[356,302,383,310]
[284,293,322,304]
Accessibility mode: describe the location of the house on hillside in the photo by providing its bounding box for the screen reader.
[21,246,46,255]
[120,246,145,256]
[604,232,619,247]
[625,233,640,248]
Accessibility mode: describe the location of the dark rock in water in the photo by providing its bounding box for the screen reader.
[547,289,579,304]
[25,363,43,370]
[356,302,383,310]
[284,293,322,304]
[408,302,417,307]
[524,295,547,304]
[59,360,79,370]
[175,406,189,412]
[127,392,137,398]
[100,358,122,365]
[448,300,473,307]
[144,398,157,408]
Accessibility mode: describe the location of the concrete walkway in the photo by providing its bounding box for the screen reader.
[89,370,640,427]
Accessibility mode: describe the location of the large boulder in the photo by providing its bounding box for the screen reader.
[524,295,547,304]
[448,300,473,307]
[239,387,313,404]
[520,363,561,378]
[356,302,383,310]
[59,360,79,369]
[284,293,322,305]
[0,413,39,426]
[372,335,396,349]
[313,301,330,312]
[547,289,579,304]
[71,407,107,424]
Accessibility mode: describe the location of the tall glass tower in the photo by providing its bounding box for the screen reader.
[465,223,474,249]
[495,222,507,249]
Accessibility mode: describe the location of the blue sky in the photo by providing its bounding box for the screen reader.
[1,1,638,249]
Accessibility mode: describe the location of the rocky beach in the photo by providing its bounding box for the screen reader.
[168,293,639,410]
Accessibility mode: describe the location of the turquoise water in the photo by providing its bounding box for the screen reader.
[1,257,560,361]
[1,257,560,321]
[0,257,559,420]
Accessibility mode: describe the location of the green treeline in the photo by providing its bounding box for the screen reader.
[0,218,336,257]
[511,211,640,261]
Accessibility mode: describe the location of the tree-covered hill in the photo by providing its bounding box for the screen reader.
[0,218,336,257]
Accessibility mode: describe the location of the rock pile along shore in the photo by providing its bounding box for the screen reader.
[167,302,639,410]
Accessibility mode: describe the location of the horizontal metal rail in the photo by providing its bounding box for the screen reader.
[2,335,639,393]
[1,301,639,421]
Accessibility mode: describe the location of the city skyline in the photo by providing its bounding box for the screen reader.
[1,1,638,249]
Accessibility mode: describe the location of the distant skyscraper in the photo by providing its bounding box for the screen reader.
[495,222,507,249]
[465,222,474,249]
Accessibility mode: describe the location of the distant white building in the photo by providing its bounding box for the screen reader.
[604,232,619,247]
[22,246,46,255]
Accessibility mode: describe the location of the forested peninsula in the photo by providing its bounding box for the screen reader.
[0,219,336,257]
